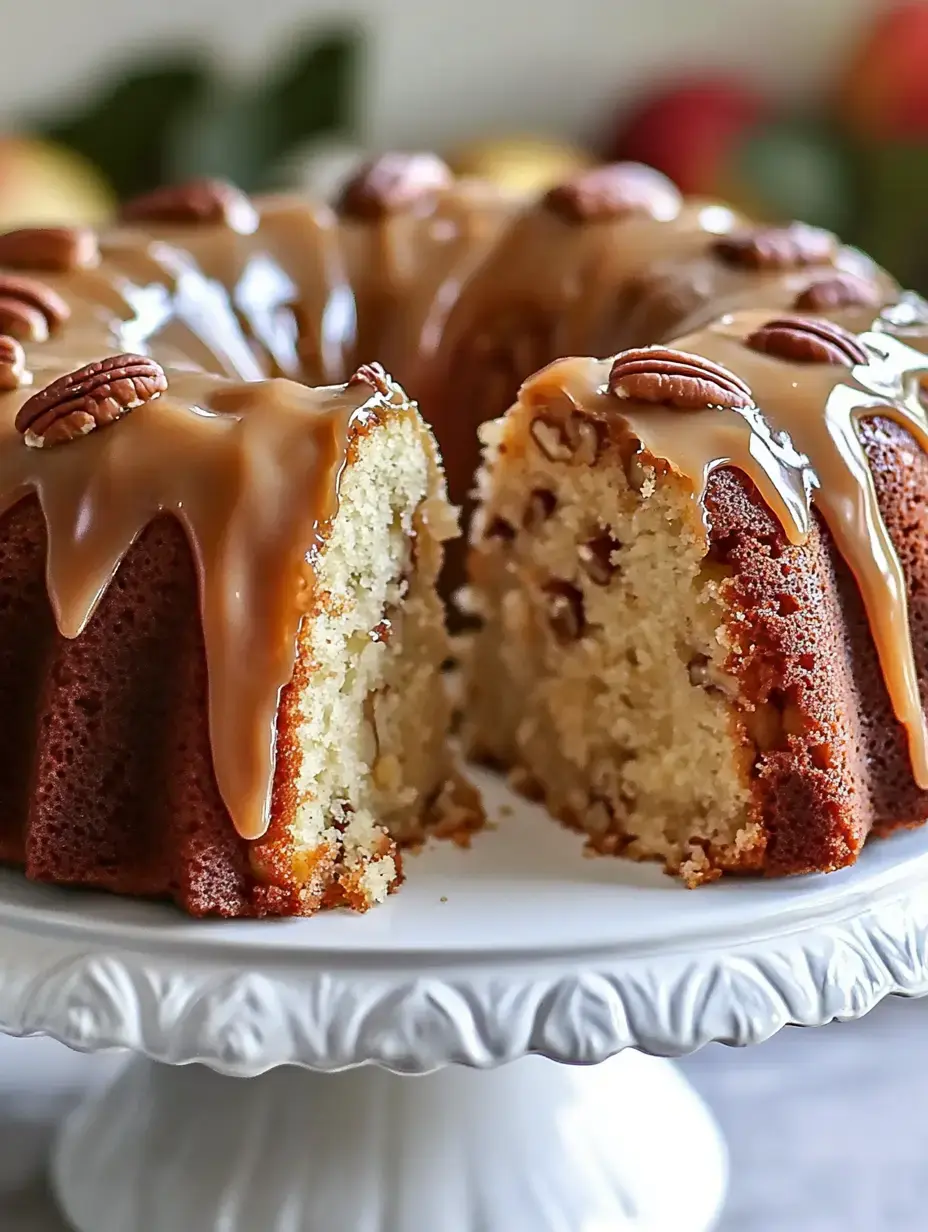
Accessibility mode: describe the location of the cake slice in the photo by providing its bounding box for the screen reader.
[464,314,928,883]
[0,357,472,915]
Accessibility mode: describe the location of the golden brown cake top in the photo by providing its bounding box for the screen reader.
[517,309,928,786]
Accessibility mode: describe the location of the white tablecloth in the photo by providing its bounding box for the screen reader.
[2,996,924,1231]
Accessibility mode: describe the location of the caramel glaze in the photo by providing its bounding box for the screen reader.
[335,176,518,397]
[131,195,357,384]
[522,314,928,787]
[423,199,900,521]
[420,192,740,509]
[627,242,896,346]
[0,219,398,841]
[0,161,924,839]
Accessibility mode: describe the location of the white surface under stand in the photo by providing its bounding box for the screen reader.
[0,767,927,1231]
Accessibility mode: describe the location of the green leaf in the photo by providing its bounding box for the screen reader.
[734,118,856,234]
[253,27,363,184]
[166,82,271,191]
[854,143,928,291]
[38,57,212,200]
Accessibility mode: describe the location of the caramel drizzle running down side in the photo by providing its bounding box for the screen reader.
[0,363,388,841]
[532,316,928,789]
[0,202,394,841]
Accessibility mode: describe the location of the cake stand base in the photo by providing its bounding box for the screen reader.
[52,1051,726,1232]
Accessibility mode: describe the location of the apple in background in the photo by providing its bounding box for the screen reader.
[838,2,928,139]
[605,79,770,197]
[446,136,593,196]
[0,138,114,229]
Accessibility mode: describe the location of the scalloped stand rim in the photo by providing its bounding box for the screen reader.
[52,1051,727,1232]
[0,768,924,1227]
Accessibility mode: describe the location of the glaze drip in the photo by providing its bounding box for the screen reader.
[527,314,928,787]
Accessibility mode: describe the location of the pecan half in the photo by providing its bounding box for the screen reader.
[121,179,257,232]
[713,223,837,271]
[746,317,868,367]
[348,361,392,396]
[793,273,880,313]
[579,531,621,585]
[15,354,167,448]
[0,299,48,344]
[0,227,99,273]
[337,153,453,220]
[608,347,753,410]
[523,487,557,530]
[0,275,69,341]
[543,581,585,642]
[484,515,517,543]
[530,411,600,464]
[0,335,30,391]
[543,162,681,224]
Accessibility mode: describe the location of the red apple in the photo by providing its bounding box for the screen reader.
[838,2,928,139]
[605,79,770,197]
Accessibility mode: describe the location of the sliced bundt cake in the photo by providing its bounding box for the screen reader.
[0,163,925,912]
[464,313,928,883]
[0,316,466,916]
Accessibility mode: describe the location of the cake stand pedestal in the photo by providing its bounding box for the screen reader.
[0,768,926,1232]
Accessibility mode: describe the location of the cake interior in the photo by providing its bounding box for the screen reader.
[464,404,763,884]
[0,398,463,916]
[252,410,460,909]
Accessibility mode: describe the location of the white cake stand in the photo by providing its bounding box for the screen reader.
[1,769,927,1232]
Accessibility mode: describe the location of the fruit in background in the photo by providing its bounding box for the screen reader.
[838,2,928,140]
[446,136,593,195]
[0,138,114,227]
[728,119,856,234]
[606,79,770,197]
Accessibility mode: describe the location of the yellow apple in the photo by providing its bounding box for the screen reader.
[446,136,593,196]
[0,138,115,228]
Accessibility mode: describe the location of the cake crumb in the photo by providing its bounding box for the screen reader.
[427,772,485,847]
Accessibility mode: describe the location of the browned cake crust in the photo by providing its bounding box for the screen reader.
[0,501,258,915]
[702,416,928,875]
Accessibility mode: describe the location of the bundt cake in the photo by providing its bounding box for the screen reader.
[1,156,926,912]
[463,310,928,883]
[0,187,472,917]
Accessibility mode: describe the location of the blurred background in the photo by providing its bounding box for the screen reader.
[2,0,928,285]
[2,2,928,1229]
